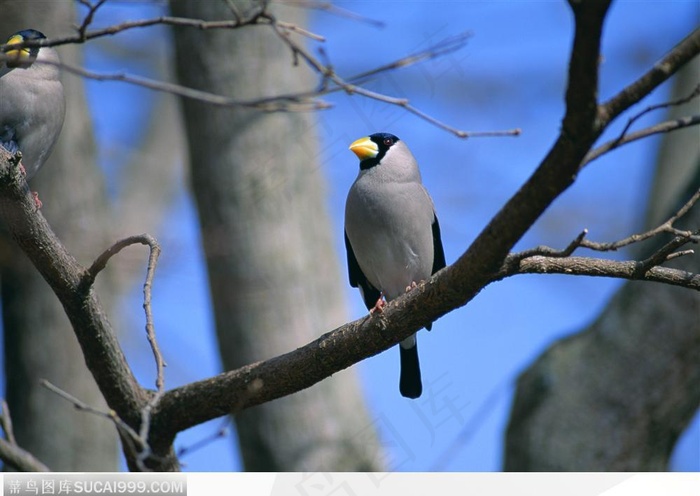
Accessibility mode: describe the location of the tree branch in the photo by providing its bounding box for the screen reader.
[0,11,518,138]
[0,148,176,470]
[0,0,697,470]
[583,114,700,167]
[0,400,50,472]
[0,438,49,472]
[150,0,700,444]
[598,27,700,126]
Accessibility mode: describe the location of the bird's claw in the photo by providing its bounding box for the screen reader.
[369,295,386,315]
[32,191,42,210]
[405,281,418,292]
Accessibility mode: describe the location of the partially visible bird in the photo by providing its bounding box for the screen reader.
[1,29,65,185]
[344,132,446,399]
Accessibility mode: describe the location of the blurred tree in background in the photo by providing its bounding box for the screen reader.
[169,0,380,471]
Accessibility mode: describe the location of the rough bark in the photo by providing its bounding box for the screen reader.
[0,0,118,470]
[169,0,382,471]
[504,58,700,471]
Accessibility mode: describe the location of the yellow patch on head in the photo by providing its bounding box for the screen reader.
[4,34,32,66]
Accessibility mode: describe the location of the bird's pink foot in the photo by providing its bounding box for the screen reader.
[32,191,42,210]
[370,295,386,315]
[405,281,418,293]
[18,162,26,177]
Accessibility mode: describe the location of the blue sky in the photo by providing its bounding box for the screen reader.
[14,0,700,471]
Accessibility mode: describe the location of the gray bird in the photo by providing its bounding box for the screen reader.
[1,29,65,181]
[344,132,446,399]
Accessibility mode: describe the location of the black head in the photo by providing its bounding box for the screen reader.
[16,29,46,41]
[4,29,46,68]
[360,133,401,170]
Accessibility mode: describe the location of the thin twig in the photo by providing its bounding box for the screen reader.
[41,378,169,471]
[0,400,17,445]
[598,28,700,126]
[276,20,325,41]
[265,15,519,138]
[282,0,386,27]
[41,380,142,445]
[583,114,700,167]
[613,82,700,143]
[636,234,698,275]
[508,187,699,279]
[176,417,231,458]
[136,236,166,470]
[579,188,700,251]
[347,32,474,86]
[0,12,268,50]
[0,19,517,137]
[223,0,243,23]
[82,234,166,470]
[584,76,700,167]
[84,234,166,389]
[510,229,589,264]
[76,0,109,39]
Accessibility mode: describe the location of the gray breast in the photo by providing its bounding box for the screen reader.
[345,172,436,300]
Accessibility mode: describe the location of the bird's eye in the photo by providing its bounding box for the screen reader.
[383,137,393,147]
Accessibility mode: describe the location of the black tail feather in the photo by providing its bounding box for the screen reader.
[399,344,422,399]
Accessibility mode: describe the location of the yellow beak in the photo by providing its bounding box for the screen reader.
[349,136,378,161]
[4,34,31,65]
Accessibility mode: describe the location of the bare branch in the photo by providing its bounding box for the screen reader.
[598,28,700,126]
[0,11,268,50]
[0,439,49,472]
[0,400,17,445]
[276,20,325,41]
[176,418,231,459]
[82,234,167,470]
[40,380,142,449]
[282,1,386,28]
[0,17,517,137]
[76,0,109,39]
[0,399,49,471]
[615,83,700,139]
[501,254,699,289]
[584,83,700,166]
[579,188,700,251]
[222,0,243,23]
[346,32,474,86]
[265,16,519,138]
[584,114,700,166]
[637,234,698,274]
[510,230,589,263]
[83,234,166,390]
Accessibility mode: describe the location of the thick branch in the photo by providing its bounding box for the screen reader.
[0,149,168,469]
[500,255,699,289]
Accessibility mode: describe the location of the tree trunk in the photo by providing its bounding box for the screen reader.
[504,59,700,471]
[169,1,382,470]
[0,0,118,471]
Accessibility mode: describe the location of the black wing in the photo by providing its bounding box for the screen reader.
[431,213,446,274]
[344,231,381,310]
